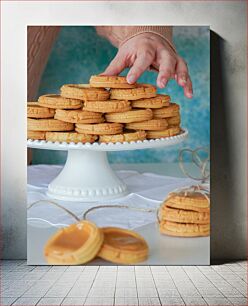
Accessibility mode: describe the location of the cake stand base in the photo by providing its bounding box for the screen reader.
[47,150,128,202]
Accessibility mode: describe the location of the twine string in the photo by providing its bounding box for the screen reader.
[27,200,155,227]
[83,204,156,221]
[27,199,80,222]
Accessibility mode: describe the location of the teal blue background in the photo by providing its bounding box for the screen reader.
[32,26,210,164]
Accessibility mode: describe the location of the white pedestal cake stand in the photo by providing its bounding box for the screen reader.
[27,129,188,202]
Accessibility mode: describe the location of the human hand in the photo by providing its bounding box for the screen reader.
[103,33,193,99]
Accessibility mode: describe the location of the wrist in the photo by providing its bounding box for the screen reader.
[119,29,177,54]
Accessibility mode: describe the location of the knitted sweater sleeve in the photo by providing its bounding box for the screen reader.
[95,26,175,52]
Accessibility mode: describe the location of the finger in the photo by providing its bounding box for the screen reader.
[183,77,193,99]
[156,50,176,88]
[157,63,176,88]
[175,57,189,87]
[175,57,193,98]
[102,54,126,76]
[127,51,154,84]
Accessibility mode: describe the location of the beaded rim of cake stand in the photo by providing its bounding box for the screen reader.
[27,128,188,151]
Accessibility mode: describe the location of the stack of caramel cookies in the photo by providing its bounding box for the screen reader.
[158,190,210,237]
[27,75,181,144]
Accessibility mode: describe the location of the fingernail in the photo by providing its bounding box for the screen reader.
[160,78,167,87]
[180,76,187,84]
[127,75,135,84]
[187,92,193,99]
[158,81,164,88]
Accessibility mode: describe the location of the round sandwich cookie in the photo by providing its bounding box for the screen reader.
[98,227,149,264]
[105,109,153,123]
[126,119,168,131]
[44,221,104,265]
[46,132,98,144]
[83,100,131,113]
[110,84,157,100]
[167,115,181,126]
[146,126,181,139]
[28,118,74,132]
[75,122,123,135]
[54,109,104,124]
[99,130,146,143]
[90,75,137,89]
[60,84,110,101]
[153,103,180,118]
[38,94,82,109]
[27,102,55,118]
[159,206,210,224]
[159,220,210,237]
[132,94,171,108]
[27,130,46,140]
[165,191,210,213]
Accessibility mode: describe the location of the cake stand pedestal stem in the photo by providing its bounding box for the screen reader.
[47,149,128,202]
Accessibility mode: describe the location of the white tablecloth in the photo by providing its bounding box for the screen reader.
[27,165,194,230]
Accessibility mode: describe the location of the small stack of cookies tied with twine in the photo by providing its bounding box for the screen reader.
[27,75,182,143]
[158,148,210,237]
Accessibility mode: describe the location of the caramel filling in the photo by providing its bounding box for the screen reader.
[47,224,90,255]
[104,232,146,251]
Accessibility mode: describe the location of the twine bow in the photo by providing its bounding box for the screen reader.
[166,147,210,203]
[178,147,210,183]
